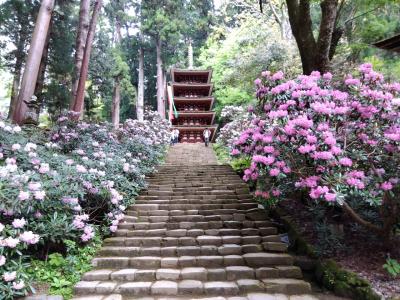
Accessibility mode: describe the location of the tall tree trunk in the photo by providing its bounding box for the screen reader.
[137,46,144,122]
[72,0,103,118]
[156,36,164,118]
[9,67,22,120]
[111,18,122,129]
[8,0,31,119]
[34,20,52,115]
[315,0,338,73]
[70,0,91,109]
[285,0,338,74]
[8,35,25,119]
[112,84,121,128]
[13,0,55,124]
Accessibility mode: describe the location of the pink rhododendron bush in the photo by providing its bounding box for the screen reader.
[231,64,400,243]
[0,110,169,298]
[216,105,255,148]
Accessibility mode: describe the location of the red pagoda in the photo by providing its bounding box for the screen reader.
[169,68,217,143]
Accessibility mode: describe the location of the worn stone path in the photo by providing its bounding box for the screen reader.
[73,144,319,300]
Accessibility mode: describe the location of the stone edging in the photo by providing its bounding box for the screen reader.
[269,207,381,300]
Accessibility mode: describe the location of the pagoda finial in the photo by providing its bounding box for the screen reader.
[188,40,194,69]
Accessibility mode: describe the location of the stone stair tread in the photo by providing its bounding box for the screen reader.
[72,294,320,300]
[103,235,283,247]
[98,242,287,257]
[74,145,315,299]
[82,266,303,281]
[92,252,294,269]
[74,279,311,296]
[113,227,278,237]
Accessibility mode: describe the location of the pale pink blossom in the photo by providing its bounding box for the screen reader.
[4,237,20,248]
[18,191,30,201]
[3,271,16,282]
[20,231,40,244]
[12,218,26,229]
[0,255,5,266]
[34,190,46,200]
[12,144,21,151]
[13,281,25,290]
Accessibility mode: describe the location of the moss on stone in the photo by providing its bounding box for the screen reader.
[315,259,380,300]
[270,208,381,300]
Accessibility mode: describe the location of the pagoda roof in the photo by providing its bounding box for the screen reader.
[171,68,213,83]
[172,125,218,142]
[174,97,215,110]
[373,34,400,53]
[175,111,216,124]
[172,83,213,97]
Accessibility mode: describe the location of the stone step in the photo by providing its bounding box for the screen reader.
[120,220,275,230]
[127,208,261,217]
[92,253,294,269]
[98,241,287,257]
[146,179,245,184]
[103,235,282,248]
[128,203,258,213]
[149,173,238,177]
[73,293,319,300]
[145,181,244,185]
[113,227,280,239]
[143,189,249,195]
[82,266,302,282]
[127,211,266,222]
[74,278,311,296]
[143,191,242,197]
[136,194,251,199]
[134,196,253,203]
[130,214,263,223]
[74,145,315,299]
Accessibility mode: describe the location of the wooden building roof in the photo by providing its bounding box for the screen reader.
[373,34,400,53]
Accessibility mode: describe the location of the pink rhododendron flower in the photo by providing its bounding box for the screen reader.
[269,168,280,176]
[324,192,336,201]
[381,181,393,191]
[339,157,353,167]
[18,191,30,201]
[3,271,16,282]
[4,237,20,248]
[76,165,87,173]
[0,255,6,266]
[28,182,41,191]
[298,144,315,154]
[12,218,26,228]
[34,190,46,200]
[20,231,40,244]
[39,163,50,174]
[13,281,25,290]
[12,143,21,151]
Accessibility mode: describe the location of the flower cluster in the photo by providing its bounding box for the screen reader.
[216,106,255,149]
[0,110,170,297]
[231,64,399,236]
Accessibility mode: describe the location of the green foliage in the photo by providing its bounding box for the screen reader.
[212,143,230,165]
[213,143,251,174]
[199,16,300,114]
[383,258,400,278]
[315,260,380,300]
[28,236,102,299]
[231,156,251,173]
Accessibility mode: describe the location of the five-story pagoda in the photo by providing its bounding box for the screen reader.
[168,68,217,143]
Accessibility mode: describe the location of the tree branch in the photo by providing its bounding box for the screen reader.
[266,0,282,26]
[342,201,382,234]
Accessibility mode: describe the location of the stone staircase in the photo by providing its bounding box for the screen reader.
[73,144,318,300]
